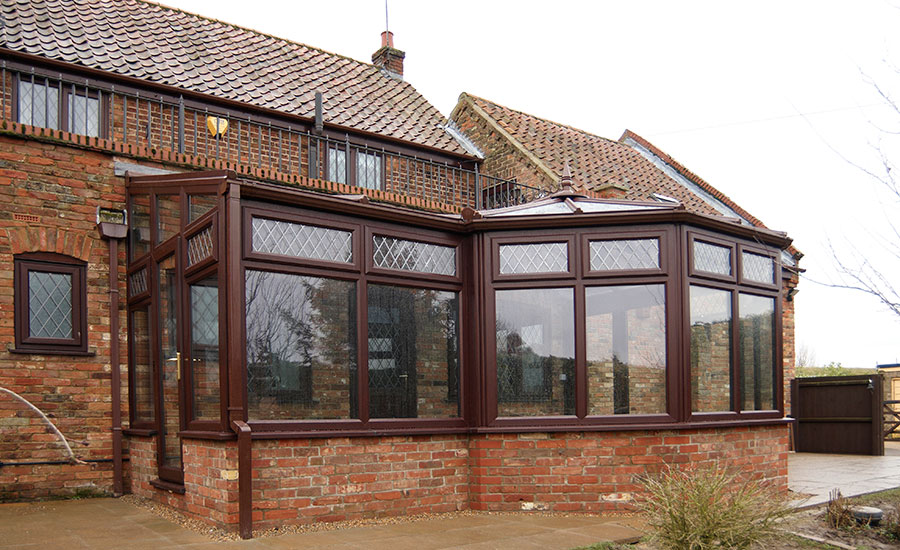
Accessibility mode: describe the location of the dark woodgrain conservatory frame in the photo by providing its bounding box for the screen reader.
[124,170,792,459]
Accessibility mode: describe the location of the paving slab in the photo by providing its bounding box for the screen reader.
[0,497,645,550]
[788,440,900,507]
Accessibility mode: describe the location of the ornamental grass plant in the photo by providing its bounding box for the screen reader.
[636,464,793,550]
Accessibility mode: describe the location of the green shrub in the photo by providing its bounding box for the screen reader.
[636,465,792,550]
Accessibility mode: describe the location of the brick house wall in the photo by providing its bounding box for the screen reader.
[451,101,555,191]
[0,133,128,500]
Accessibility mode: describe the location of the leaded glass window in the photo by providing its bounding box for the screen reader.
[589,239,659,271]
[67,93,100,137]
[187,227,214,267]
[372,235,456,276]
[251,217,353,264]
[18,80,59,130]
[14,254,86,353]
[357,151,382,190]
[499,242,568,275]
[693,241,732,276]
[327,147,347,184]
[742,252,775,285]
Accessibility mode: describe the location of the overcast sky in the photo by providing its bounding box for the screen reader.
[164,0,900,368]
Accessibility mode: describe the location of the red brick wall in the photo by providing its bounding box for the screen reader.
[782,272,798,415]
[451,102,555,192]
[124,425,788,532]
[468,425,788,513]
[130,436,240,526]
[251,435,469,529]
[0,134,128,500]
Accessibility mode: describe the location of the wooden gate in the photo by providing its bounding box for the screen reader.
[791,375,884,456]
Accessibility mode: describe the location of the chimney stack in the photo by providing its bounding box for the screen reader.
[372,31,405,79]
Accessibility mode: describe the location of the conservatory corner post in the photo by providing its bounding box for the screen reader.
[232,420,253,539]
[224,182,245,427]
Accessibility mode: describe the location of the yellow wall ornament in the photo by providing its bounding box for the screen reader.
[206,116,228,138]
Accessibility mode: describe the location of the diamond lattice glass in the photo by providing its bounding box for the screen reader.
[327,147,346,184]
[693,241,732,276]
[187,227,214,266]
[499,242,568,274]
[28,271,72,339]
[251,217,352,263]
[68,94,99,137]
[18,80,59,130]
[589,239,659,271]
[357,151,382,190]
[129,268,148,297]
[372,235,456,276]
[742,252,774,284]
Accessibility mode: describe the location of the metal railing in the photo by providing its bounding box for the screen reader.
[1,61,543,210]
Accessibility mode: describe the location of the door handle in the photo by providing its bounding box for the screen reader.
[176,352,182,381]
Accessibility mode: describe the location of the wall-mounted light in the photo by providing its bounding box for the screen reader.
[97,207,127,240]
[207,116,228,138]
[786,287,799,302]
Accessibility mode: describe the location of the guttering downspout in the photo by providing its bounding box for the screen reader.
[98,218,127,496]
[232,420,253,539]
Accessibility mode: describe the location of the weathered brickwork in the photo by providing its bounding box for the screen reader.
[124,425,788,532]
[451,102,556,192]
[0,133,128,500]
[468,425,789,513]
[782,273,798,414]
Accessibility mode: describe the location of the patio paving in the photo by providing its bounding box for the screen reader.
[788,440,900,507]
[0,497,645,549]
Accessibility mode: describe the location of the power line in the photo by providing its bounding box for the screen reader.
[647,102,890,137]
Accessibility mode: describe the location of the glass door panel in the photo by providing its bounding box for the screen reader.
[158,254,183,480]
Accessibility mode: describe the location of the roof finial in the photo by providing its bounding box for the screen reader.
[560,162,574,190]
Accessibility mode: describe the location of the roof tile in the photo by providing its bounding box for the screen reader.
[1,0,467,156]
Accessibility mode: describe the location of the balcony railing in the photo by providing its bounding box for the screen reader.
[1,60,544,210]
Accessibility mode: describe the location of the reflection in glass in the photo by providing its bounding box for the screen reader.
[246,271,357,420]
[157,194,181,244]
[495,288,575,416]
[367,285,459,419]
[131,306,154,423]
[740,294,776,411]
[586,285,666,415]
[191,277,219,421]
[690,286,732,412]
[130,194,151,260]
[189,195,217,223]
[158,255,181,468]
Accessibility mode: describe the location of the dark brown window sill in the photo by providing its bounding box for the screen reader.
[150,478,185,494]
[123,428,157,437]
[8,347,95,356]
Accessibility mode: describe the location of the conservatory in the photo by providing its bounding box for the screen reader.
[123,170,791,537]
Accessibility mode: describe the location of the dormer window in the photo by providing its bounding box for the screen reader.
[17,77,103,138]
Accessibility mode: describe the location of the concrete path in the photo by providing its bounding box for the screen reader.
[788,440,900,507]
[0,497,645,549]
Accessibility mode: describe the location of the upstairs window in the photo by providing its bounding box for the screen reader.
[357,151,382,190]
[327,147,347,184]
[17,78,102,138]
[13,253,88,354]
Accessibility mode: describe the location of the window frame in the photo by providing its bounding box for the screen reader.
[13,252,89,355]
[484,226,680,429]
[14,73,108,138]
[684,228,783,422]
[240,200,467,435]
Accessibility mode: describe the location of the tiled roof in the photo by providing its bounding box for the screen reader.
[457,93,761,223]
[0,0,468,155]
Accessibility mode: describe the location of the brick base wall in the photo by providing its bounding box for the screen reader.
[127,424,788,532]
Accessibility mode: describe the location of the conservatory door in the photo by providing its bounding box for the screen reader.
[157,253,184,484]
[367,288,417,418]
